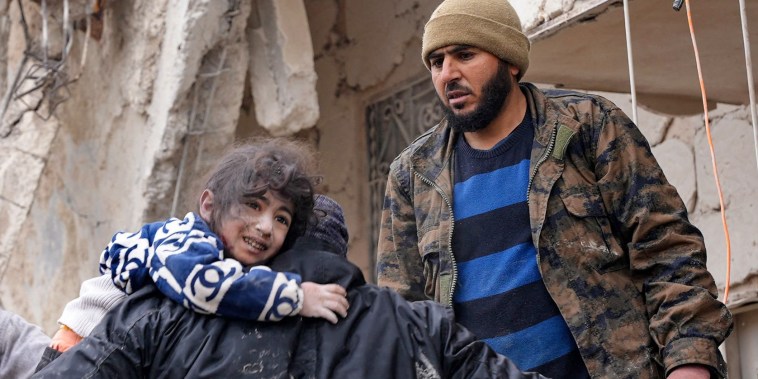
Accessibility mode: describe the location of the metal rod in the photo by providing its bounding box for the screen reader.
[622,0,639,124]
[737,0,758,175]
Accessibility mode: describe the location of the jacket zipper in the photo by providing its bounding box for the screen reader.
[527,124,558,273]
[413,170,457,306]
[526,124,558,205]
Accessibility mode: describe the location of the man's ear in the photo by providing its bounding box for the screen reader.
[199,189,214,221]
[509,65,520,79]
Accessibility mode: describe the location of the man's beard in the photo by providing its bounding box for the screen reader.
[441,62,512,133]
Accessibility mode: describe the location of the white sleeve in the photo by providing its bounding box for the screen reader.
[0,308,50,379]
[57,274,127,337]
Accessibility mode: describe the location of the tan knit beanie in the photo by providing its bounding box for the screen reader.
[422,0,530,78]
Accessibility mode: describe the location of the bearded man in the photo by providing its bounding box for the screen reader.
[376,0,732,378]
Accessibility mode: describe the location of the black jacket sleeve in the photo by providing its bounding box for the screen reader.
[32,288,161,379]
[410,301,549,379]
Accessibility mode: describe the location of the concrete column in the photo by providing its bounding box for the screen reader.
[247,0,319,136]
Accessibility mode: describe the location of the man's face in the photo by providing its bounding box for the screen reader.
[429,45,514,133]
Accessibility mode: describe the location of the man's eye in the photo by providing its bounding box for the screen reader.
[459,52,473,60]
[430,59,443,68]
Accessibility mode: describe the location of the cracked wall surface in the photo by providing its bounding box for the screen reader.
[302,0,439,278]
[0,0,254,331]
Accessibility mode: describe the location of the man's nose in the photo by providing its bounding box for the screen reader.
[439,58,460,84]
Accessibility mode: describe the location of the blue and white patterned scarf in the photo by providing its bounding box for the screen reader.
[99,212,303,321]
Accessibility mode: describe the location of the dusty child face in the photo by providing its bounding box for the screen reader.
[217,190,294,266]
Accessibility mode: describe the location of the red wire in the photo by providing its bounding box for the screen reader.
[684,0,732,303]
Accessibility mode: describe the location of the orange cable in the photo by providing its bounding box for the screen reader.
[684,0,731,303]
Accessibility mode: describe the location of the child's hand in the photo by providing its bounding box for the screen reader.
[50,325,83,352]
[300,282,349,324]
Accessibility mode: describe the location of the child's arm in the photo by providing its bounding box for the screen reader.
[58,275,127,338]
[51,274,127,352]
[100,212,348,322]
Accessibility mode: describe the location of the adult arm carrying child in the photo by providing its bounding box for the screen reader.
[43,138,348,361]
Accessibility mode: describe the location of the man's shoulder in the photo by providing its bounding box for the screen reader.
[394,124,440,159]
[526,84,620,119]
[390,123,447,173]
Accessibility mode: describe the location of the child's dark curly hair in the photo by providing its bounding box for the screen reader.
[200,138,320,250]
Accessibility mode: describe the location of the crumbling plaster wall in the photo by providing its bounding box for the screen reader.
[0,0,253,331]
[303,0,439,278]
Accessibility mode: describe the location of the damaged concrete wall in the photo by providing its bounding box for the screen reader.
[248,0,319,136]
[0,0,253,331]
[303,0,441,278]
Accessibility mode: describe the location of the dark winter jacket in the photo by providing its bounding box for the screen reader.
[33,248,545,379]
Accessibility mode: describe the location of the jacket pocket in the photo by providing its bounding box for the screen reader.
[417,227,442,301]
[559,188,627,273]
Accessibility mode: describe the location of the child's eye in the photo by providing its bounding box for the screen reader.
[275,215,290,227]
[246,201,261,210]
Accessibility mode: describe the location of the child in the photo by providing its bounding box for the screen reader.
[47,138,349,354]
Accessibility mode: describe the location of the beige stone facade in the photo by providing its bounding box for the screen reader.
[1,0,756,376]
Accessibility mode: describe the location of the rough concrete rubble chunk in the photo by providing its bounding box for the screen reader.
[142,0,251,220]
[544,0,577,20]
[248,0,319,136]
[511,0,544,32]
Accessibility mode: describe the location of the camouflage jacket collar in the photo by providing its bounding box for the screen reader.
[408,83,570,182]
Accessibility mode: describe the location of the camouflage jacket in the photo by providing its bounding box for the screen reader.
[376,83,733,379]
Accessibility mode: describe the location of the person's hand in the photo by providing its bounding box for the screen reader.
[300,282,349,324]
[667,364,711,379]
[50,325,83,352]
